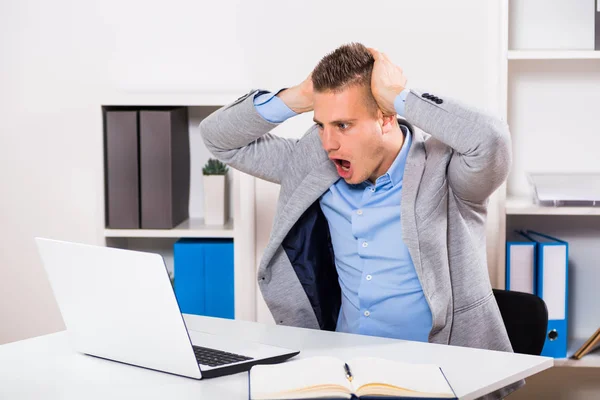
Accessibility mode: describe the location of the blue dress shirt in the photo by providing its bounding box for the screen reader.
[253,88,432,342]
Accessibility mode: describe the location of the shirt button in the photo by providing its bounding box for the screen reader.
[364,310,370,317]
[370,188,375,192]
[366,275,372,281]
[362,242,368,248]
[356,209,363,215]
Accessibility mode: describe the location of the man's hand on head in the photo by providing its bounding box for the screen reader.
[276,73,314,114]
[367,48,407,116]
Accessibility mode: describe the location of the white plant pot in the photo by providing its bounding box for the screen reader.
[203,175,228,225]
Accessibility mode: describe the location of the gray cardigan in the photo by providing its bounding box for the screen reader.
[201,88,522,399]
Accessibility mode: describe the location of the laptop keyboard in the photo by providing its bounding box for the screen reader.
[192,345,254,367]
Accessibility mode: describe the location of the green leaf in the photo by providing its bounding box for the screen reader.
[202,158,229,175]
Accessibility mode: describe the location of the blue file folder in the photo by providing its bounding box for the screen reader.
[506,231,537,294]
[173,238,234,319]
[520,230,569,358]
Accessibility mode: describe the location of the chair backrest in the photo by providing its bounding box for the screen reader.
[492,289,548,356]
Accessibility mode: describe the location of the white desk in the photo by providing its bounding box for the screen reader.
[0,314,552,400]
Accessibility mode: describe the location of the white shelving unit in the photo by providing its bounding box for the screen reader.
[506,197,600,216]
[104,218,235,238]
[497,0,600,370]
[508,50,600,60]
[100,94,258,323]
[555,338,600,368]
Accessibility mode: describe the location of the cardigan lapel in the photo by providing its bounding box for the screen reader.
[400,126,428,290]
[259,141,339,272]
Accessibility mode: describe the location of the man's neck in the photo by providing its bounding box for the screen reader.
[368,125,405,183]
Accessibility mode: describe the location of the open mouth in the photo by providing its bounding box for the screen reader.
[333,158,351,172]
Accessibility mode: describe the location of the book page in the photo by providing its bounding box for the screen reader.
[348,357,455,398]
[250,356,353,400]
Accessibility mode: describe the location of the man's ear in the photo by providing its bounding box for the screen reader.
[378,111,396,135]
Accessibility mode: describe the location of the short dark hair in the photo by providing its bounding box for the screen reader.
[311,42,378,112]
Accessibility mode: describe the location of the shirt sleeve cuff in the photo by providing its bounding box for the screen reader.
[253,89,298,123]
[393,89,410,117]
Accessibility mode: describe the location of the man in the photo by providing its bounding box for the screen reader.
[201,43,518,398]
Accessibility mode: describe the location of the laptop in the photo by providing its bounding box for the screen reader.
[34,237,299,379]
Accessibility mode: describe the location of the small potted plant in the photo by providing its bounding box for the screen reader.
[202,158,229,225]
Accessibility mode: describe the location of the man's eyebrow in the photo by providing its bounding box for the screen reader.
[313,118,357,125]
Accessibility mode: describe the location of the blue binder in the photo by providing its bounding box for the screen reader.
[173,238,234,319]
[505,230,537,294]
[521,230,569,358]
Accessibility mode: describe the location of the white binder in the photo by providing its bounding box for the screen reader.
[521,231,569,358]
[505,231,536,294]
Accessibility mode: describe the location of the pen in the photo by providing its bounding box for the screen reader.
[344,363,353,382]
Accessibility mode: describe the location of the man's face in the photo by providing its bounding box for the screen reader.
[313,84,385,184]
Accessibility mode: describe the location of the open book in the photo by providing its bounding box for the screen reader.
[249,356,456,399]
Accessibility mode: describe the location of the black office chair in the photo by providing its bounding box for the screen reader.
[492,289,549,356]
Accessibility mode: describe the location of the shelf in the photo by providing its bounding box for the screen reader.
[104,218,234,238]
[508,50,600,60]
[554,338,600,368]
[505,197,600,216]
[101,90,245,107]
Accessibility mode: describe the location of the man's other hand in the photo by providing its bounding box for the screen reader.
[276,74,314,114]
[367,48,407,116]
